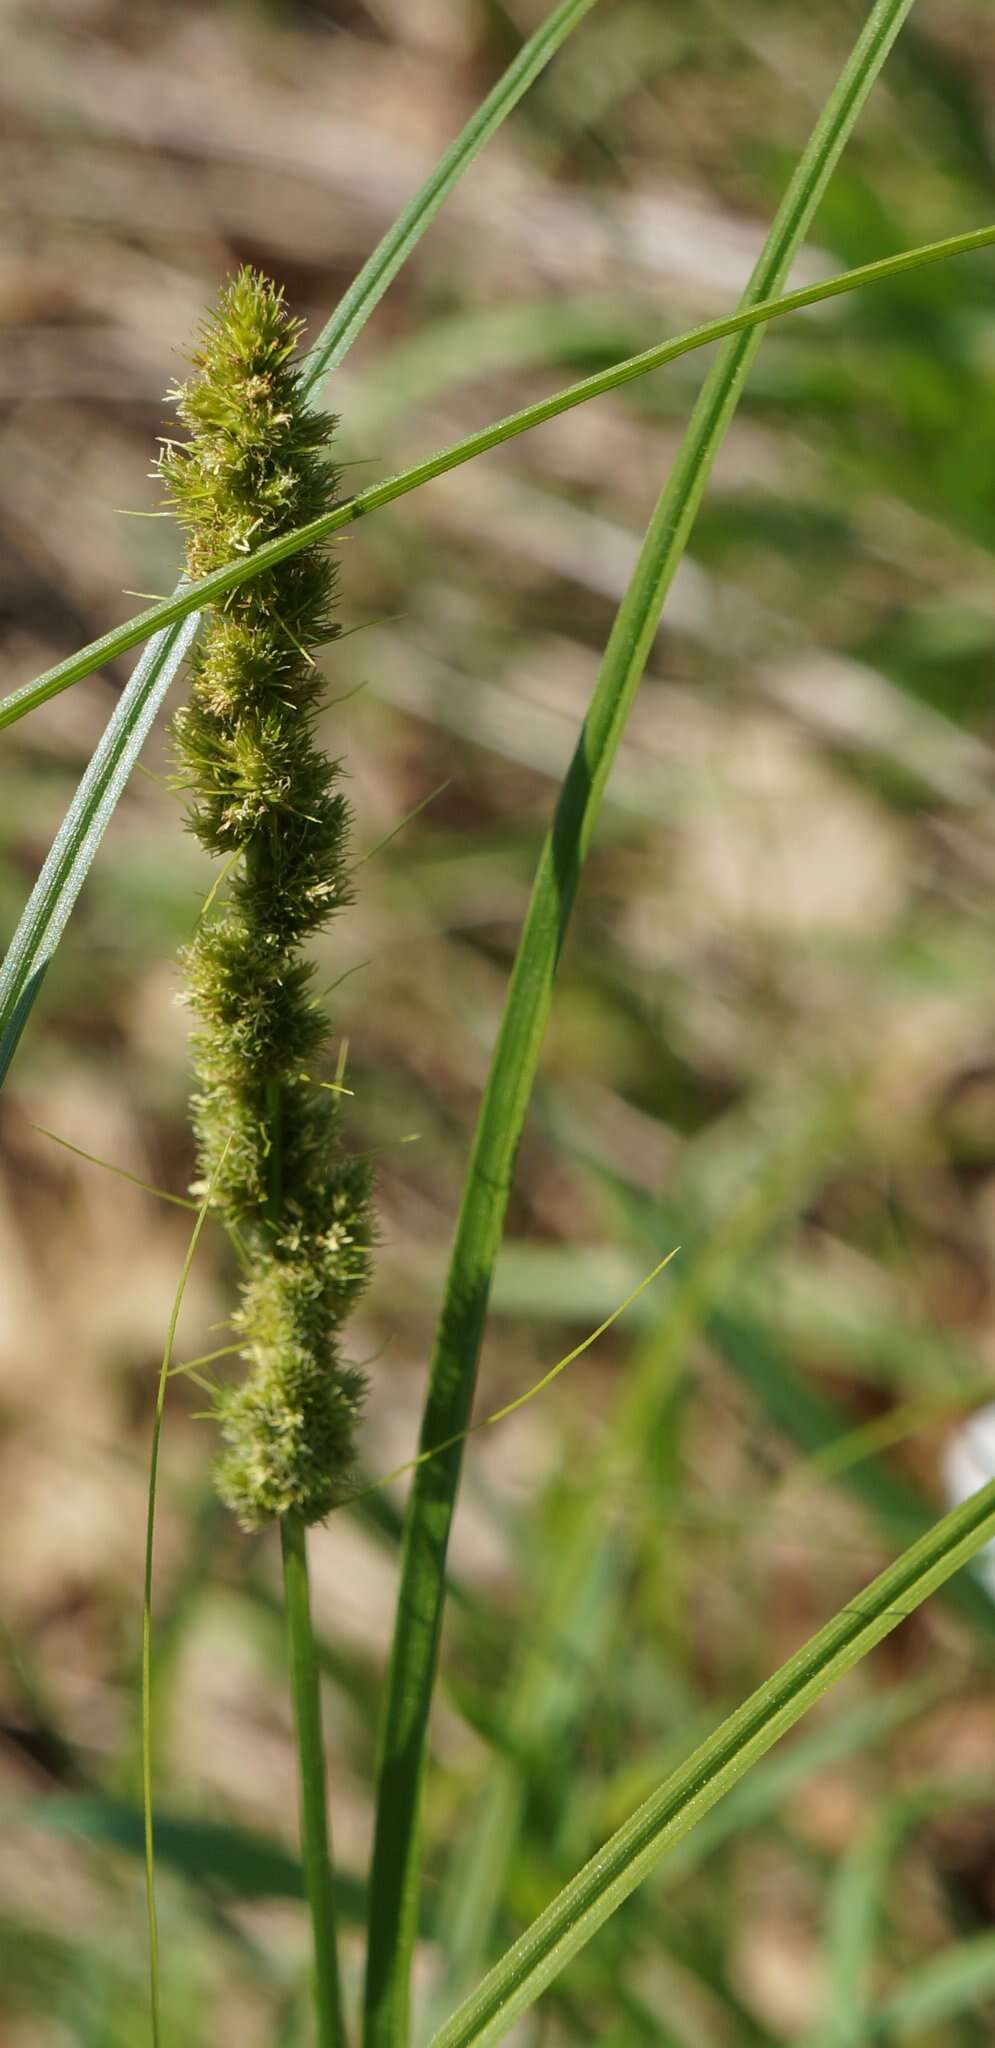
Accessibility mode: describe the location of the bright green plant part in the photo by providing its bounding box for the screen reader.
[658,1678,947,1895]
[432,1101,883,2013]
[427,1471,995,2048]
[160,267,374,1530]
[346,1246,678,1509]
[363,4,919,2039]
[5,222,995,736]
[160,267,380,2048]
[0,0,602,1086]
[29,1122,198,1210]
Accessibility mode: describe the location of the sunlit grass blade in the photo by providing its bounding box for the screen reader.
[30,1121,198,1210]
[0,615,200,1087]
[660,1678,945,1894]
[345,1249,677,1512]
[5,220,994,735]
[427,1473,995,2048]
[300,0,602,391]
[362,4,919,2041]
[430,1106,890,2015]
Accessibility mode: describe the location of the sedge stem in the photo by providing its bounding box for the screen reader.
[281,1511,347,2048]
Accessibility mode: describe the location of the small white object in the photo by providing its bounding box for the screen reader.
[943,1403,995,1592]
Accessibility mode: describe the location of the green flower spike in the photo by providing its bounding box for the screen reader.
[161,268,374,1529]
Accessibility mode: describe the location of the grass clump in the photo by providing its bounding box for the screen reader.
[160,268,373,1528]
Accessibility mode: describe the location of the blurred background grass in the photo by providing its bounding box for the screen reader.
[6,0,995,2041]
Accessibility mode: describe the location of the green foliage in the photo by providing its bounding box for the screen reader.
[362,3,921,2037]
[161,271,373,1527]
[6,223,995,740]
[12,6,995,2047]
[0,0,601,1088]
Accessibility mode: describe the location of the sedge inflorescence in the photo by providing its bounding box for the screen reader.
[161,268,373,1529]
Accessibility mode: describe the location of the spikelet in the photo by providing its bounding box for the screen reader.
[161,269,373,1528]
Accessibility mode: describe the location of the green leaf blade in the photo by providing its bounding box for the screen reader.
[1,0,604,1082]
[362,1,920,2040]
[7,224,995,737]
[428,1476,995,2048]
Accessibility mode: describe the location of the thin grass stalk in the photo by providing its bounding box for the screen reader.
[137,10,609,2012]
[427,1471,995,2047]
[158,273,378,2046]
[362,3,918,2039]
[281,1514,347,2048]
[5,15,613,2037]
[4,220,993,737]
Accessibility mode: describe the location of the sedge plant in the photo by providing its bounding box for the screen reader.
[158,273,374,2046]
[9,1,995,2044]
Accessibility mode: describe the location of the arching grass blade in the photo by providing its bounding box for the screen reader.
[0,0,605,1083]
[4,222,994,736]
[361,2,920,2042]
[427,1474,995,2048]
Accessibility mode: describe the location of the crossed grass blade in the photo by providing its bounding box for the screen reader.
[5,221,988,1089]
[0,0,603,1086]
[427,1472,995,2047]
[6,223,995,739]
[363,2,921,2040]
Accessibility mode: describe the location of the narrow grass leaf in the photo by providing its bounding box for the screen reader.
[434,1108,849,2014]
[30,1122,198,1210]
[5,223,993,735]
[657,1681,947,1901]
[347,1248,678,1507]
[427,1474,995,2048]
[362,4,920,2041]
